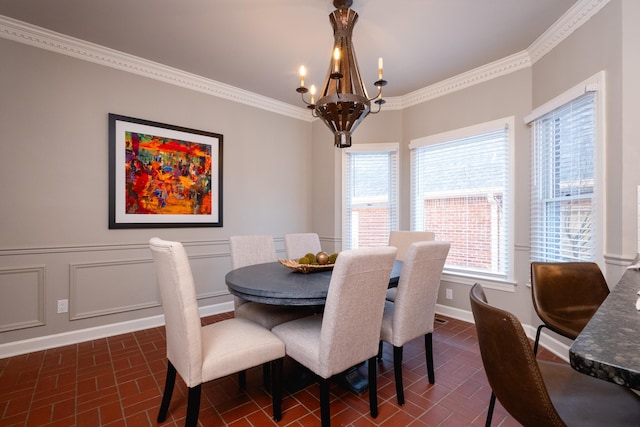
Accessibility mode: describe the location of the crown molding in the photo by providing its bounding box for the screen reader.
[0,0,609,117]
[0,15,312,122]
[399,0,609,108]
[528,0,611,64]
[400,50,532,109]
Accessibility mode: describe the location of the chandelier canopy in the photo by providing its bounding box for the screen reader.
[296,0,387,148]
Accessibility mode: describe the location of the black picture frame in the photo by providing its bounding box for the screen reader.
[108,114,223,229]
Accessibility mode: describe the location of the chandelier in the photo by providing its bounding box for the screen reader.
[296,0,387,148]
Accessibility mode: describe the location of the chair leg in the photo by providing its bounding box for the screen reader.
[238,370,246,388]
[263,362,271,388]
[320,378,331,427]
[157,360,177,422]
[533,324,545,355]
[425,332,435,384]
[271,358,283,422]
[486,391,496,427]
[368,356,379,418]
[393,345,405,405]
[377,341,383,360]
[185,384,202,427]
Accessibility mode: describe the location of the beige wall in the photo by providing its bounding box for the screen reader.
[314,0,636,328]
[0,37,312,345]
[1,0,638,353]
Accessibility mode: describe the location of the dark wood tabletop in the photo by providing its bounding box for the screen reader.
[569,262,640,390]
[225,260,402,306]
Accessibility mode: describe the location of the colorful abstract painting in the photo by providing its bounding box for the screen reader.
[109,114,222,228]
[125,131,212,215]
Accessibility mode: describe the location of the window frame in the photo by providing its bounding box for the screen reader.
[526,71,606,266]
[409,117,515,285]
[341,143,400,251]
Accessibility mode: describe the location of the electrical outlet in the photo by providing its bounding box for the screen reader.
[445,288,453,300]
[57,299,68,313]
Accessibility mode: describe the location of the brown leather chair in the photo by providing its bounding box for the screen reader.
[531,262,609,355]
[470,283,640,427]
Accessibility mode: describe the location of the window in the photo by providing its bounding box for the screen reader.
[410,118,514,280]
[342,144,399,250]
[528,72,604,263]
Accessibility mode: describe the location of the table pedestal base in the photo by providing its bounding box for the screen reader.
[338,366,368,396]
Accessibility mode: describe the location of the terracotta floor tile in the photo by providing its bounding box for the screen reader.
[1,314,560,426]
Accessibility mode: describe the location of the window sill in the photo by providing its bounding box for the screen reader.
[441,272,516,293]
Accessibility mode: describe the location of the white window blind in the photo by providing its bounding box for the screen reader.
[410,119,512,279]
[530,92,597,262]
[342,145,399,250]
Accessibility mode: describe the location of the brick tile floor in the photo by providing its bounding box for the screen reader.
[0,313,562,426]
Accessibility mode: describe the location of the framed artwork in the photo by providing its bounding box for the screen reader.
[108,114,223,228]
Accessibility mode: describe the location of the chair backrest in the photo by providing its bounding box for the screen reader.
[284,233,322,259]
[229,235,277,269]
[319,246,397,377]
[390,241,450,345]
[149,238,203,387]
[531,262,609,340]
[388,231,435,261]
[469,283,566,427]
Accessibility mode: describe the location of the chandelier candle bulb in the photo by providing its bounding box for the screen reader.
[378,57,383,79]
[310,85,316,104]
[299,66,306,87]
[333,47,340,73]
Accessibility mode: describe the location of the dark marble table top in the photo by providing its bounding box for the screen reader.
[569,264,640,390]
[225,260,402,306]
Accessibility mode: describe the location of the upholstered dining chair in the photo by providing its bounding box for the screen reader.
[284,232,322,259]
[378,240,450,405]
[470,283,640,427]
[149,238,285,427]
[530,262,609,355]
[388,230,436,261]
[229,235,314,330]
[385,230,436,302]
[272,246,397,427]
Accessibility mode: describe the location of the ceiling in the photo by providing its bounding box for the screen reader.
[0,0,580,107]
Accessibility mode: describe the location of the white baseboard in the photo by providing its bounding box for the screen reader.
[436,304,475,323]
[0,301,234,359]
[1,301,570,363]
[437,304,570,363]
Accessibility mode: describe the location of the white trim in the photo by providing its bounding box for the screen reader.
[401,51,532,109]
[409,116,512,149]
[524,71,605,123]
[527,71,606,266]
[341,143,400,250]
[528,0,612,65]
[0,16,310,122]
[437,305,570,362]
[0,0,608,115]
[344,142,399,153]
[0,301,234,359]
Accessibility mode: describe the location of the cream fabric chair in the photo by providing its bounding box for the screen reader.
[379,241,450,405]
[284,232,322,259]
[385,230,436,302]
[149,238,285,426]
[229,235,314,329]
[272,246,397,427]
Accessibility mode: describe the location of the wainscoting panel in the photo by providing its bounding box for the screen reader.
[0,266,46,332]
[70,258,159,320]
[190,253,232,299]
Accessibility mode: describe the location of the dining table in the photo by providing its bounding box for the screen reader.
[225,259,403,394]
[225,259,402,306]
[569,261,640,390]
